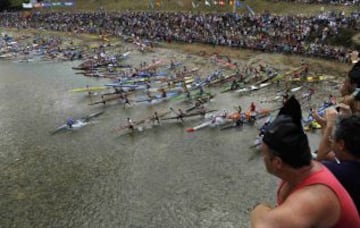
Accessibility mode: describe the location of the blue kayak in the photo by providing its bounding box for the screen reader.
[135,91,179,103]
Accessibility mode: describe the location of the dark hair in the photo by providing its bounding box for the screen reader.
[263,96,312,168]
[263,115,312,168]
[348,61,360,88]
[334,115,360,158]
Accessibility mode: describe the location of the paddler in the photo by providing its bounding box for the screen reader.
[259,119,271,137]
[160,88,167,98]
[146,90,154,102]
[230,79,239,90]
[185,90,192,100]
[194,98,203,108]
[182,66,187,74]
[123,94,131,109]
[177,108,185,122]
[307,87,315,103]
[282,89,289,104]
[86,85,93,96]
[199,85,204,96]
[66,117,75,128]
[237,105,242,114]
[199,105,207,117]
[127,117,135,132]
[152,112,160,125]
[170,60,176,69]
[249,102,257,121]
[222,109,228,118]
[101,95,107,105]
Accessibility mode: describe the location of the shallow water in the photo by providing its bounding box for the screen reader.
[0,56,323,227]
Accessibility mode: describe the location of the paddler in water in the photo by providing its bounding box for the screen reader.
[237,105,242,114]
[177,108,185,122]
[199,85,204,96]
[152,112,160,125]
[249,102,257,121]
[198,105,207,118]
[185,90,192,100]
[127,117,135,132]
[170,60,176,70]
[282,89,289,104]
[66,117,75,128]
[86,85,93,96]
[146,90,154,102]
[123,93,131,109]
[230,79,239,90]
[160,88,167,98]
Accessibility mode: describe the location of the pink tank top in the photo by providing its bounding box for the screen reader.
[277,163,360,227]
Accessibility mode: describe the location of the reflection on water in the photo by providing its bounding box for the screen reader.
[1,61,323,227]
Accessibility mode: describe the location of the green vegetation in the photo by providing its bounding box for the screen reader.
[3,0,360,16]
[71,0,360,16]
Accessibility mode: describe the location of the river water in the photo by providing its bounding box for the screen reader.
[0,58,323,227]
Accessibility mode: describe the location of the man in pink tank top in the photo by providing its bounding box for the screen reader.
[250,96,360,227]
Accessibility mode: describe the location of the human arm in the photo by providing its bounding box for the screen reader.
[312,108,326,128]
[316,108,338,161]
[250,185,340,228]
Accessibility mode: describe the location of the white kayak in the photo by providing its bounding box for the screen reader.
[236,82,271,94]
[50,111,104,135]
[186,116,226,132]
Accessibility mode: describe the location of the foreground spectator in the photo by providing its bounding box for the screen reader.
[317,108,360,214]
[250,96,360,227]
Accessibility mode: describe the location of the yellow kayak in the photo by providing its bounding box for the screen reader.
[71,86,107,92]
[304,121,322,131]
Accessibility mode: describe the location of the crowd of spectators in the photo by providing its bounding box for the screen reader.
[1,10,360,62]
[269,0,359,6]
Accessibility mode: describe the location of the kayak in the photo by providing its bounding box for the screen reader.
[173,90,213,102]
[207,73,238,87]
[112,111,171,133]
[135,91,179,103]
[186,116,226,132]
[220,82,245,93]
[161,109,217,120]
[304,121,322,131]
[235,82,271,94]
[88,94,124,105]
[286,75,330,82]
[162,62,182,70]
[50,111,104,135]
[185,95,214,113]
[71,86,107,92]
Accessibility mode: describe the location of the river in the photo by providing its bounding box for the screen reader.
[0,58,323,227]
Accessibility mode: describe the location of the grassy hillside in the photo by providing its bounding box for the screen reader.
[60,0,360,16]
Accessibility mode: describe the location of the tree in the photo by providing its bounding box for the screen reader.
[0,0,11,11]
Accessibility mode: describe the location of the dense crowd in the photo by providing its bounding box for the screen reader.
[269,0,359,6]
[1,10,360,62]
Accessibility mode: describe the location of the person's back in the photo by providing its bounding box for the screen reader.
[277,161,359,227]
[323,160,360,214]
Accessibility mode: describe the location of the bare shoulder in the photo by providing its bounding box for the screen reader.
[285,184,341,226]
[256,185,340,227]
